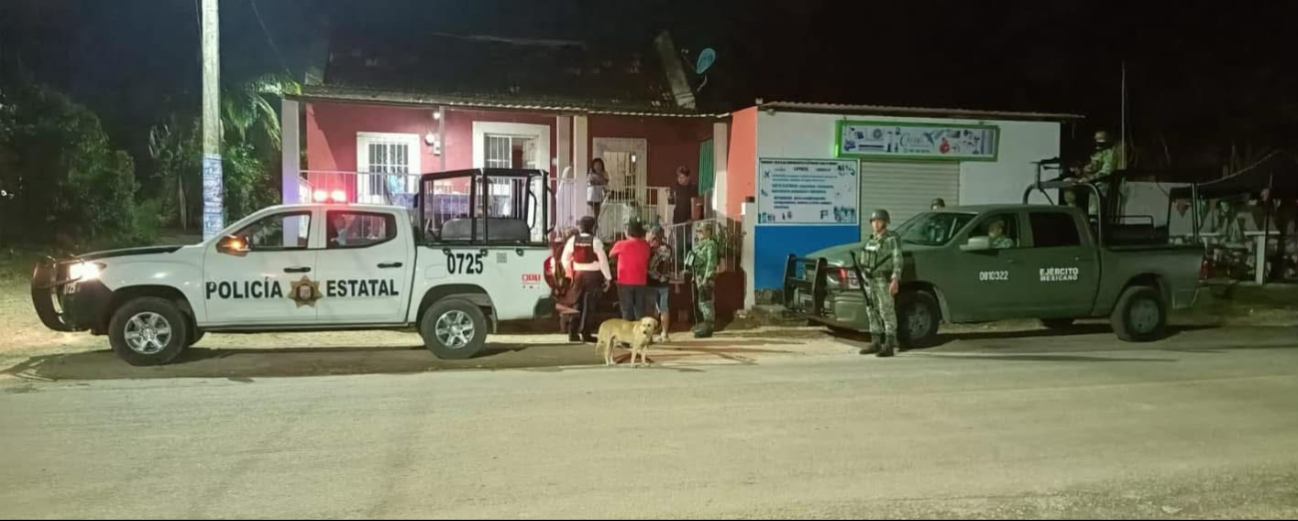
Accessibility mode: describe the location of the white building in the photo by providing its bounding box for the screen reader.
[711,102,1082,292]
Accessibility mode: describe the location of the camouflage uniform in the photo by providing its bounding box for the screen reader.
[685,234,719,337]
[859,229,903,340]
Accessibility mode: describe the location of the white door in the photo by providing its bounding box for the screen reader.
[204,210,319,325]
[315,209,412,323]
[357,132,421,206]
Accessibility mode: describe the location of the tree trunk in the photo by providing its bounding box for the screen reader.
[178,177,188,231]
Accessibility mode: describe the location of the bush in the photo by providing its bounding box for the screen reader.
[0,84,153,246]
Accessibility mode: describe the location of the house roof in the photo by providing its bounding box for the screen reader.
[312,31,713,117]
[756,100,1085,122]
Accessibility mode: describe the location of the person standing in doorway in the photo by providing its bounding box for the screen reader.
[684,222,719,338]
[858,209,903,357]
[670,166,697,264]
[609,220,652,321]
[561,216,611,343]
[647,226,675,342]
[587,158,609,219]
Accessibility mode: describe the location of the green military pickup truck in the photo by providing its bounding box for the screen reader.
[784,186,1204,345]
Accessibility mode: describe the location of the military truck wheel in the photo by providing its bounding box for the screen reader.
[896,290,940,347]
[1040,318,1076,330]
[1111,286,1166,342]
[108,297,189,366]
[421,298,487,359]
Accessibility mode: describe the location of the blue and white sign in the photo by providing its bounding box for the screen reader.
[757,158,859,225]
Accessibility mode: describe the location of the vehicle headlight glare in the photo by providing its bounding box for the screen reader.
[69,262,104,281]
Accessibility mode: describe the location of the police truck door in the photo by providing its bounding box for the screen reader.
[204,210,319,325]
[315,209,413,323]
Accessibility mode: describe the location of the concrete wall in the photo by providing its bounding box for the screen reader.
[754,111,1061,206]
[724,108,758,219]
[748,109,1062,290]
[306,100,712,189]
[587,115,713,187]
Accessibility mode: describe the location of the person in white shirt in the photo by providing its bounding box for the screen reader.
[560,216,611,342]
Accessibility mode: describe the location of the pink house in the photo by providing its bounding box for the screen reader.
[280,31,729,235]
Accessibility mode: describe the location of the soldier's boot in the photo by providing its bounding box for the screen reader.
[692,322,714,338]
[860,335,881,355]
[876,335,896,358]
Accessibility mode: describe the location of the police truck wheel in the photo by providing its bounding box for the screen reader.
[421,299,487,359]
[1040,318,1076,330]
[1112,285,1166,342]
[108,297,189,366]
[896,290,940,347]
[188,328,206,347]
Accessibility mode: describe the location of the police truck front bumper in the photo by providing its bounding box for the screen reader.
[31,257,112,333]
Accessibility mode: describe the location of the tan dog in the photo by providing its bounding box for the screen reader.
[595,317,659,367]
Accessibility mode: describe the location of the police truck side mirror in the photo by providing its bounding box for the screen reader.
[960,236,991,252]
[217,235,250,257]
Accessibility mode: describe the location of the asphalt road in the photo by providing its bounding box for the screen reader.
[2,327,1298,519]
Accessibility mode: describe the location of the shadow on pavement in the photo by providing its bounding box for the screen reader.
[919,354,1177,363]
[6,342,603,381]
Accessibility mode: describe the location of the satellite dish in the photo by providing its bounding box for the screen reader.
[695,48,716,74]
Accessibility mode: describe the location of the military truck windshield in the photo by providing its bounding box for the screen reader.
[897,212,976,246]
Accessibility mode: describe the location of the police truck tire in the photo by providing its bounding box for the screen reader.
[1040,318,1076,330]
[188,329,206,347]
[108,297,189,366]
[896,290,940,347]
[421,299,487,359]
[1111,285,1167,342]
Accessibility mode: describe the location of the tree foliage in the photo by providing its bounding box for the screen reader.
[146,74,299,227]
[0,83,154,247]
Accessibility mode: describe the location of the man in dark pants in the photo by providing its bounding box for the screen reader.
[560,216,612,342]
[670,166,697,265]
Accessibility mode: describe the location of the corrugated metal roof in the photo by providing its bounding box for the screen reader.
[757,101,1084,122]
[293,85,725,118]
[318,31,717,117]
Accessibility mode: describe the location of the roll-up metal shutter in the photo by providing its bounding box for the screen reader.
[858,161,960,234]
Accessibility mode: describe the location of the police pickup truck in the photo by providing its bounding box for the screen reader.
[31,168,554,366]
[784,179,1204,346]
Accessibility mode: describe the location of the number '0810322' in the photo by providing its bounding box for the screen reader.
[979,270,1009,282]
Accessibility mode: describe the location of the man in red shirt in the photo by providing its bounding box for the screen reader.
[609,220,652,320]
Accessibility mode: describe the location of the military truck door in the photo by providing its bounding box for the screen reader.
[946,211,1030,320]
[1019,210,1100,317]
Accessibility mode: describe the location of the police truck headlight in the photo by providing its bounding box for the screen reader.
[68,262,105,281]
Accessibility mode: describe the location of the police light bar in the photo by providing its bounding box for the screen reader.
[312,190,348,203]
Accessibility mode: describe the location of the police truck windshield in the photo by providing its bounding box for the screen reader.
[897,212,976,246]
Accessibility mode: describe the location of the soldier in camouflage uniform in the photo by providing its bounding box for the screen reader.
[858,209,904,357]
[684,222,720,338]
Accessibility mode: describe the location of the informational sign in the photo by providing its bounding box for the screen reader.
[837,121,999,161]
[757,158,859,225]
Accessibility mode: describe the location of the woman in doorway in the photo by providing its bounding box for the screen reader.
[588,158,609,219]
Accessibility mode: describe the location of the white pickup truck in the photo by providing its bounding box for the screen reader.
[31,169,555,365]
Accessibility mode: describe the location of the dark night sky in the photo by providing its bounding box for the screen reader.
[2,0,1296,167]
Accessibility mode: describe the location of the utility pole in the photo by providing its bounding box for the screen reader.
[201,0,223,239]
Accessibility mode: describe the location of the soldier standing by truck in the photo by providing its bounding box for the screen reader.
[858,209,904,357]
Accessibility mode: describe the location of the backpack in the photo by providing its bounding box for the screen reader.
[571,234,597,264]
